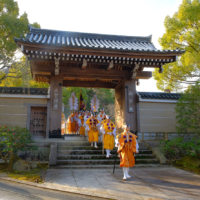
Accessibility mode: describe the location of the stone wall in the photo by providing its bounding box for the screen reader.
[0,94,48,128]
[18,143,50,161]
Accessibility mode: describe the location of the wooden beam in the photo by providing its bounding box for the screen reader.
[136,71,152,79]
[32,66,151,80]
[32,66,131,79]
[35,74,51,79]
[63,80,117,88]
[63,74,125,81]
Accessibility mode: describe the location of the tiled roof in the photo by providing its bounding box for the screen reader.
[138,92,182,100]
[14,25,184,54]
[0,87,49,95]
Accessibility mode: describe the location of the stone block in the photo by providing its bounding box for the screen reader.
[49,142,57,166]
[13,160,31,171]
[145,142,167,164]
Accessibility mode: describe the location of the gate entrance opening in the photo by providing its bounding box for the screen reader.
[14,25,184,138]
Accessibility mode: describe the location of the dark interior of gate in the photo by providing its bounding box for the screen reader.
[14,25,184,138]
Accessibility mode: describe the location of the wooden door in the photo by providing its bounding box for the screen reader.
[30,107,47,138]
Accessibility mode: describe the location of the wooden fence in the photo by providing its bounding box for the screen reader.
[138,132,174,141]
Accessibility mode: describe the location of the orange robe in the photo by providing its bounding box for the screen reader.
[68,114,76,134]
[118,132,137,168]
[79,115,85,136]
[86,118,99,142]
[102,121,115,150]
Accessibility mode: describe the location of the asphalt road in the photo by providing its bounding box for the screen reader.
[0,179,104,200]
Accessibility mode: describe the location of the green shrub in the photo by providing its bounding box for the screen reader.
[0,125,37,169]
[176,81,200,136]
[161,136,200,163]
[161,137,184,162]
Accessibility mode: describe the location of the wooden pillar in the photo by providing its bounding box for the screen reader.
[115,79,137,133]
[49,75,63,135]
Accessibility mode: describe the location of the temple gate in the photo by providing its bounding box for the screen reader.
[14,25,183,138]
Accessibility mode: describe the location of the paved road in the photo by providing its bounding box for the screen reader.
[45,167,200,200]
[0,179,103,200]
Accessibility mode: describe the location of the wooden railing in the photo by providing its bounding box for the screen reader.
[138,132,170,141]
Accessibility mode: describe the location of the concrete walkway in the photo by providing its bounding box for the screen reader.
[43,166,200,200]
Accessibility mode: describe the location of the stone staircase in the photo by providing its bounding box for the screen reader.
[53,138,160,169]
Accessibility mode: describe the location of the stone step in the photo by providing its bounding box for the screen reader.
[57,158,159,165]
[57,145,149,150]
[57,154,156,160]
[51,164,163,169]
[57,141,103,147]
[57,141,147,148]
[57,149,153,155]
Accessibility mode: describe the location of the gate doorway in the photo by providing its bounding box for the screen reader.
[30,107,47,138]
[61,87,115,135]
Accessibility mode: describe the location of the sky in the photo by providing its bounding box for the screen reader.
[16,0,183,92]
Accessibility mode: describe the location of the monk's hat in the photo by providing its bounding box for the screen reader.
[106,115,111,119]
[123,124,130,128]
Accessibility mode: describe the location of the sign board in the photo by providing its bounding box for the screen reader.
[53,86,59,111]
[128,89,134,113]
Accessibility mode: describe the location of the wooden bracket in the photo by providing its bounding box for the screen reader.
[159,65,163,73]
[107,60,114,70]
[131,64,140,79]
[82,59,87,69]
[21,45,24,52]
[136,79,140,86]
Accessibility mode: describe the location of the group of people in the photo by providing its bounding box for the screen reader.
[67,109,139,180]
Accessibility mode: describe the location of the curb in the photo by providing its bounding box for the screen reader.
[0,176,121,200]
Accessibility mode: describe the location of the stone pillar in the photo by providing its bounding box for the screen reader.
[115,79,137,133]
[49,75,63,135]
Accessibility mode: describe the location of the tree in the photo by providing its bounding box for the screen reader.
[176,81,200,136]
[0,56,49,88]
[62,87,88,109]
[62,87,115,116]
[0,0,40,81]
[153,0,200,92]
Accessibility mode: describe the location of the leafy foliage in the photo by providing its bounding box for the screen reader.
[0,0,41,87]
[0,125,38,165]
[0,57,49,88]
[161,137,184,162]
[62,87,115,116]
[176,81,200,136]
[153,0,200,91]
[161,137,200,162]
[161,80,200,163]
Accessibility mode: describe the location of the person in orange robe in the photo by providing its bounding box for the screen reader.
[100,116,116,158]
[117,124,139,180]
[68,112,76,134]
[78,111,86,139]
[74,111,79,134]
[86,114,100,148]
[67,113,72,134]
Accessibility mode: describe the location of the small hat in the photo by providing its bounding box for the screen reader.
[106,115,111,119]
[123,124,130,128]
